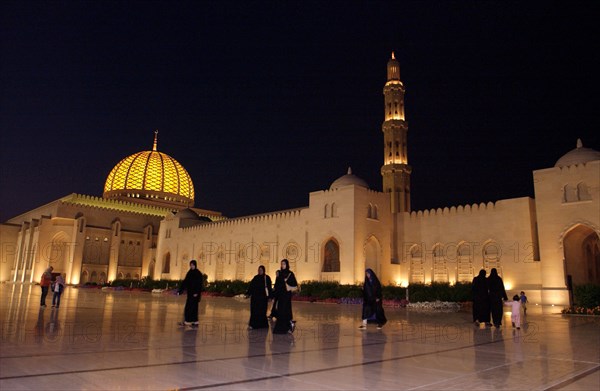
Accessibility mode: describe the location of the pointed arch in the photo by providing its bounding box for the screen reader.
[563,224,600,286]
[363,235,381,278]
[432,243,448,283]
[409,244,424,284]
[322,238,340,272]
[456,241,474,282]
[162,252,171,274]
[482,240,501,273]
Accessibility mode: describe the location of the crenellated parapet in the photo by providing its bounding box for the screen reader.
[61,193,171,217]
[182,207,307,232]
[409,201,497,219]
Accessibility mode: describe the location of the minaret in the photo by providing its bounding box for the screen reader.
[380,52,411,213]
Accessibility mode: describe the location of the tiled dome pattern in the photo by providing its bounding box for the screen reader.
[103,150,194,207]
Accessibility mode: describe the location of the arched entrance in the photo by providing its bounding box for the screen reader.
[364,236,381,278]
[564,225,600,286]
[148,259,155,279]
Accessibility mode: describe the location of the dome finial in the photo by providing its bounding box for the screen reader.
[391,51,395,60]
[576,138,583,148]
[347,167,352,175]
[152,130,158,151]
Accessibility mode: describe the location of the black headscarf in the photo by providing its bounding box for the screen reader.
[279,259,291,279]
[364,268,382,301]
[487,268,507,300]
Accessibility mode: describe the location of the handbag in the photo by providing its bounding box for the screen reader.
[285,275,298,292]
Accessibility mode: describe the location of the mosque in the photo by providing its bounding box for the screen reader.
[1,54,598,306]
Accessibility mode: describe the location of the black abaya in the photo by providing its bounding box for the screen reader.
[273,269,297,334]
[487,270,508,326]
[472,271,490,323]
[246,273,272,329]
[362,270,387,326]
[179,268,204,323]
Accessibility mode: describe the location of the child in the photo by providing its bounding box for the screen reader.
[520,291,528,315]
[504,295,522,329]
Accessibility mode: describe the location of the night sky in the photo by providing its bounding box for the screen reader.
[1,1,599,221]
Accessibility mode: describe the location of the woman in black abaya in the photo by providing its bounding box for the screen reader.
[272,259,298,334]
[472,269,490,325]
[359,268,387,329]
[178,260,204,326]
[487,268,508,327]
[246,265,272,329]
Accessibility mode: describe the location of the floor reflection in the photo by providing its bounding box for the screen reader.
[0,284,598,390]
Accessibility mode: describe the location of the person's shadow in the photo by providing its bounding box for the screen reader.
[181,324,198,360]
[35,308,45,344]
[246,328,270,376]
[45,308,60,342]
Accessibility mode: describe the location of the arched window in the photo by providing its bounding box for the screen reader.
[457,242,473,282]
[577,182,591,201]
[409,244,424,283]
[331,202,337,218]
[367,204,373,219]
[322,239,340,272]
[324,204,330,218]
[162,252,171,273]
[433,244,448,283]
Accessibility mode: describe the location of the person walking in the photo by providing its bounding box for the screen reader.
[246,265,272,329]
[487,268,508,328]
[359,268,387,330]
[272,259,298,334]
[472,269,490,326]
[51,273,65,308]
[520,291,528,315]
[178,260,204,327]
[504,294,522,329]
[40,266,53,308]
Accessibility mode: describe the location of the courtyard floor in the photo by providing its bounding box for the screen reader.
[0,283,598,390]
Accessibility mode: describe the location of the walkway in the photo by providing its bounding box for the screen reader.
[1,284,598,390]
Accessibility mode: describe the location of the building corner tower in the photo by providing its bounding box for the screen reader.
[381,52,411,213]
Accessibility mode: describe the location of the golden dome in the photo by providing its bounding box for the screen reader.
[103,131,195,208]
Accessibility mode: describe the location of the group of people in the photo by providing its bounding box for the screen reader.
[39,266,65,309]
[472,267,527,329]
[177,259,386,334]
[177,258,298,333]
[245,259,298,334]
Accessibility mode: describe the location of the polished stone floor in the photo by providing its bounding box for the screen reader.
[0,284,598,390]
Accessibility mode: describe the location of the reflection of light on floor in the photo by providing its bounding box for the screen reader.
[2,285,599,390]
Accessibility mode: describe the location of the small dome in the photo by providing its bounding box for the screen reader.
[330,167,369,190]
[555,139,600,167]
[176,208,200,219]
[103,131,195,208]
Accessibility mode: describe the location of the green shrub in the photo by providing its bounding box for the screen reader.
[204,279,248,296]
[382,285,407,300]
[574,284,600,308]
[406,282,472,302]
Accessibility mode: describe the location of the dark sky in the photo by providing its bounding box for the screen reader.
[1,1,599,221]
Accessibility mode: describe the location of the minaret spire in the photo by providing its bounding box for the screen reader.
[152,130,158,151]
[381,52,411,213]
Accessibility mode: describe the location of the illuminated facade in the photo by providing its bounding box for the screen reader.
[1,54,598,306]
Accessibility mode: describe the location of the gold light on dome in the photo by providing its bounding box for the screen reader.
[103,134,195,205]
